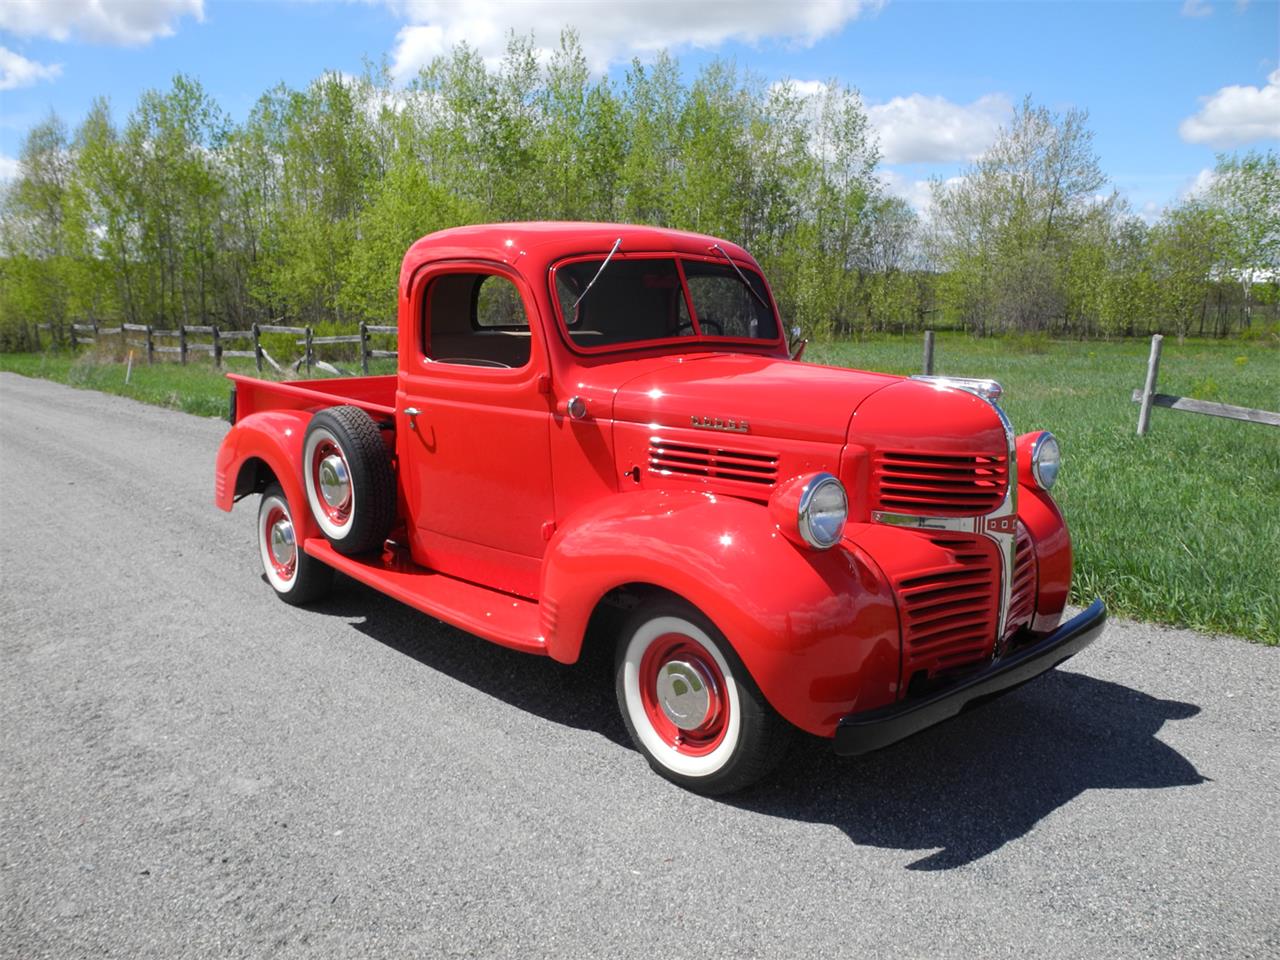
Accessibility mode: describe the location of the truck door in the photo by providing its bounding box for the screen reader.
[396,263,555,599]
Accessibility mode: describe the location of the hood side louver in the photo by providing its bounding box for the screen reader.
[648,440,779,488]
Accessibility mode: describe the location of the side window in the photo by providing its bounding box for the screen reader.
[423,272,532,369]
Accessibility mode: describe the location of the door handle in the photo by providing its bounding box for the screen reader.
[404,407,421,430]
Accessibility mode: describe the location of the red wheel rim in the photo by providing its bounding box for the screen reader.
[310,438,352,526]
[263,505,296,581]
[638,632,729,756]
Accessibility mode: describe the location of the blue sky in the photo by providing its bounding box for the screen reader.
[1,0,1277,219]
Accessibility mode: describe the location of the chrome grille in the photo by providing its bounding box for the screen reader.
[874,451,1008,516]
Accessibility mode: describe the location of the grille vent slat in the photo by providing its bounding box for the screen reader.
[648,440,779,488]
[896,533,998,677]
[874,450,1008,517]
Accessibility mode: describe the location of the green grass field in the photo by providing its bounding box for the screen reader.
[4,335,1278,643]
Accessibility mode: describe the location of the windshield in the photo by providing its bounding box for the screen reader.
[552,255,779,350]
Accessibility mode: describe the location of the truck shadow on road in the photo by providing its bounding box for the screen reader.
[311,579,1206,872]
[730,670,1206,870]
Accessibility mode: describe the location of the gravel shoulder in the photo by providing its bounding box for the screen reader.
[2,372,1277,959]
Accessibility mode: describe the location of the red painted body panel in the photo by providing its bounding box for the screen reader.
[1018,485,1072,633]
[305,539,545,653]
[215,409,318,536]
[230,373,396,421]
[540,491,900,736]
[611,354,897,444]
[212,221,1081,745]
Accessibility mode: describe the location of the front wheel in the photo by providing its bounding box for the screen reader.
[615,598,791,795]
[258,482,333,605]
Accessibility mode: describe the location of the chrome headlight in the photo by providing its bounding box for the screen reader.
[1031,432,1061,490]
[798,473,848,549]
[771,472,849,550]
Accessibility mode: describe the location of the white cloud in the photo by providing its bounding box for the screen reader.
[1178,69,1280,146]
[0,47,62,91]
[386,0,880,81]
[1183,167,1217,198]
[867,93,1011,164]
[775,79,830,99]
[0,154,19,181]
[1181,0,1213,16]
[0,0,203,46]
[879,169,936,213]
[879,169,967,217]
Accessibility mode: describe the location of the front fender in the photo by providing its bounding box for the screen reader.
[540,490,899,737]
[214,410,320,538]
[1018,484,1072,633]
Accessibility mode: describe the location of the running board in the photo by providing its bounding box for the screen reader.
[303,538,547,655]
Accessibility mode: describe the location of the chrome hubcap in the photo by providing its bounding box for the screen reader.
[270,517,296,567]
[318,454,351,509]
[655,660,713,730]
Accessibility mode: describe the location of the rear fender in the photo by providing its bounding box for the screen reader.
[214,409,320,538]
[540,490,899,737]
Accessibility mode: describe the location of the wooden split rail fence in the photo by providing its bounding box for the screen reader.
[1132,334,1279,434]
[32,321,399,375]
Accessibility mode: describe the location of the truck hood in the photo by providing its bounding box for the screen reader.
[610,353,899,443]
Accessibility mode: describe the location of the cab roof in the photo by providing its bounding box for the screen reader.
[400,221,760,288]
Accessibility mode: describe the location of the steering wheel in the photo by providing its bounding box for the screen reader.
[434,357,512,368]
[676,318,725,336]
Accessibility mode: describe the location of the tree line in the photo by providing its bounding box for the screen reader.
[1,31,1275,351]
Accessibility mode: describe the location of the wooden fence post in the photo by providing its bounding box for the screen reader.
[69,323,78,350]
[179,325,188,365]
[304,326,313,377]
[922,330,935,375]
[146,325,155,364]
[1136,334,1164,436]
[360,322,369,375]
[30,322,40,351]
[253,322,263,373]
[212,325,222,368]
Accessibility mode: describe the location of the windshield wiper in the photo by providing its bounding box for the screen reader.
[710,243,773,315]
[573,237,622,311]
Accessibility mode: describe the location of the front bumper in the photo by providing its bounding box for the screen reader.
[833,598,1106,756]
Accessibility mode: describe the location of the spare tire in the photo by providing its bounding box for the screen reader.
[303,405,395,556]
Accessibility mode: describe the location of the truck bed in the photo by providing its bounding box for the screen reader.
[229,373,397,421]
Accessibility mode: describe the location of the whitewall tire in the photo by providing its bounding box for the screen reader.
[257,482,332,605]
[615,598,791,795]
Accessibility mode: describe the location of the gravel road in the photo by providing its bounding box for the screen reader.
[2,372,1277,959]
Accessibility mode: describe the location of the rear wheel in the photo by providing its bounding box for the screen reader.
[258,482,332,605]
[615,598,792,795]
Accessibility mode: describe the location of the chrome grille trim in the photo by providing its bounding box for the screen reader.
[871,385,1019,651]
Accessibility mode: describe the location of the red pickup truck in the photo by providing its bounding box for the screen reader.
[215,222,1105,794]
